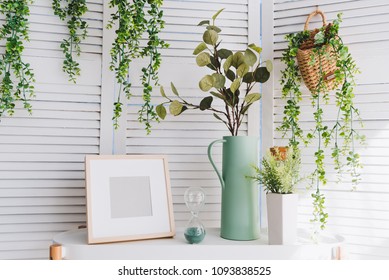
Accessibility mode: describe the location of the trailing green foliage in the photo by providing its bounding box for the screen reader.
[278,13,364,229]
[248,148,302,194]
[157,9,271,136]
[52,0,88,83]
[107,0,168,132]
[311,191,328,230]
[0,0,35,117]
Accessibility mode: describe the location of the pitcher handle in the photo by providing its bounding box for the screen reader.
[207,139,226,190]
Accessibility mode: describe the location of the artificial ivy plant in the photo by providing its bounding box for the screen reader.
[107,0,168,132]
[157,9,271,136]
[278,13,364,229]
[52,0,88,83]
[0,0,35,117]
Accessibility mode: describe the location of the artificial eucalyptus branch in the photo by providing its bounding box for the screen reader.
[278,13,364,230]
[107,0,168,132]
[157,9,271,136]
[0,0,35,117]
[52,0,88,83]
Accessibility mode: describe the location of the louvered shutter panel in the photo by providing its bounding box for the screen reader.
[0,0,103,259]
[126,0,260,228]
[0,0,260,259]
[266,0,389,259]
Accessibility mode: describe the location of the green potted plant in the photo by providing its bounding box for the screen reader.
[157,9,271,241]
[278,11,364,230]
[249,147,302,245]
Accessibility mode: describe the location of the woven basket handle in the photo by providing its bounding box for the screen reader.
[304,10,327,30]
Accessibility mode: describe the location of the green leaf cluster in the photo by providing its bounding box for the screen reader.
[278,13,364,230]
[52,0,88,83]
[156,9,271,136]
[0,0,35,117]
[248,148,302,194]
[311,191,328,230]
[108,0,168,132]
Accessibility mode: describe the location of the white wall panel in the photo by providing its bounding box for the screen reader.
[0,0,103,259]
[266,0,389,259]
[0,0,260,259]
[125,0,259,228]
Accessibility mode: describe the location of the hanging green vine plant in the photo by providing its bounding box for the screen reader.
[52,0,88,83]
[107,0,168,132]
[278,12,364,230]
[0,0,35,117]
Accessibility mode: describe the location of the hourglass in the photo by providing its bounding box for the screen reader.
[184,187,206,244]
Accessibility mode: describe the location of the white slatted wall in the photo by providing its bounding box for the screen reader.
[0,0,103,259]
[0,0,260,259]
[267,0,389,259]
[126,0,258,227]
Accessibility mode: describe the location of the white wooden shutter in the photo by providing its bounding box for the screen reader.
[266,0,389,259]
[0,0,260,259]
[125,0,260,228]
[0,0,103,259]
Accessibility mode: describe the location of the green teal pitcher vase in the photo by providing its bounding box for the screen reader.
[207,136,260,240]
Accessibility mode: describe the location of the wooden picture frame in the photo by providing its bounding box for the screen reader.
[85,155,175,244]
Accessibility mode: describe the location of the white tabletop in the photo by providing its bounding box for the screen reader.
[53,228,344,260]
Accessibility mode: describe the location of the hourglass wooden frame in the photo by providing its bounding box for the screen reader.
[85,155,175,244]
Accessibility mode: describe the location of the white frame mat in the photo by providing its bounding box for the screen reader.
[85,155,175,244]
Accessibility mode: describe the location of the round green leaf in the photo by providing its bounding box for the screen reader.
[218,49,233,59]
[232,52,245,68]
[203,30,218,46]
[199,75,214,91]
[248,43,262,54]
[254,67,270,83]
[212,73,226,88]
[226,69,235,82]
[244,49,257,67]
[242,72,254,83]
[230,78,240,94]
[200,96,213,111]
[169,100,184,116]
[237,63,249,77]
[156,104,167,119]
[207,25,222,33]
[193,42,207,55]
[266,60,273,72]
[196,52,211,67]
[244,93,261,104]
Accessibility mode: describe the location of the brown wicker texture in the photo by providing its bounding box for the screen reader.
[297,10,338,94]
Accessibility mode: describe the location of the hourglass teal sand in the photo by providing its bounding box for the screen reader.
[184,187,206,244]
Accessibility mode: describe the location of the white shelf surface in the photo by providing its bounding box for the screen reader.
[52,228,344,260]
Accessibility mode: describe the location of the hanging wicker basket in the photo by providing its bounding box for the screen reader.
[297,10,338,94]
